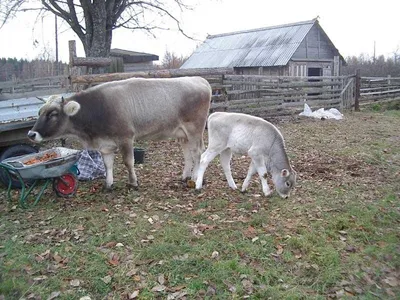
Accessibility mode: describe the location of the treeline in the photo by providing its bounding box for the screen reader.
[0,58,68,82]
[342,54,400,77]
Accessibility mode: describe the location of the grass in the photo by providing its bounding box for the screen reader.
[1,106,400,299]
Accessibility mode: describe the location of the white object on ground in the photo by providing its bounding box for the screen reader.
[299,103,343,120]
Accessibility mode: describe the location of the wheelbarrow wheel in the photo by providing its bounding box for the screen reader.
[53,173,78,197]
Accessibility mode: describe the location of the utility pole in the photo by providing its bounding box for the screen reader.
[373,41,376,63]
[55,15,59,75]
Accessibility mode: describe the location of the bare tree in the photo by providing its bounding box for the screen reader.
[0,0,196,59]
[161,49,187,69]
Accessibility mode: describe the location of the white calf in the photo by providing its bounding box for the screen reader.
[195,112,296,198]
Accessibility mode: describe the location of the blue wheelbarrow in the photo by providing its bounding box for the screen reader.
[0,147,81,208]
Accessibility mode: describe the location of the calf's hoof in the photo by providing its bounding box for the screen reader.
[127,183,139,191]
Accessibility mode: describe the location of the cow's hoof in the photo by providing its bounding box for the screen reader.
[102,185,113,193]
[127,183,139,191]
[193,187,202,193]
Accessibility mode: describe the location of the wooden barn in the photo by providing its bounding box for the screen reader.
[181,18,345,77]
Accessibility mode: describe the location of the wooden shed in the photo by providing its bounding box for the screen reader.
[110,49,159,72]
[181,18,345,77]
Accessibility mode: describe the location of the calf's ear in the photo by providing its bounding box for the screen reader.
[64,101,81,116]
[281,169,290,177]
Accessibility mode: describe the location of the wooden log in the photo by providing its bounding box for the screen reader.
[70,68,234,85]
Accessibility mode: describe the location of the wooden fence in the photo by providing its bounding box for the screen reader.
[2,64,400,119]
[207,75,355,118]
[0,75,68,101]
[360,76,400,104]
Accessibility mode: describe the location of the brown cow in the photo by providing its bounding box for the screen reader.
[28,76,211,190]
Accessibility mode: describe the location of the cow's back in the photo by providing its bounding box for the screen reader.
[70,77,211,140]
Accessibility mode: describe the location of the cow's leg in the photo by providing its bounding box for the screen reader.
[249,154,272,197]
[220,148,237,190]
[120,142,138,189]
[189,138,204,182]
[242,161,256,192]
[101,151,115,191]
[180,141,194,181]
[195,148,221,190]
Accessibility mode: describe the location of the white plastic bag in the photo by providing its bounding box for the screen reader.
[299,104,343,120]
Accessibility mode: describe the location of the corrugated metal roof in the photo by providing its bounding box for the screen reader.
[181,19,316,69]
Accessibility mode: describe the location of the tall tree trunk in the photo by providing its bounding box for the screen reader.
[80,1,113,73]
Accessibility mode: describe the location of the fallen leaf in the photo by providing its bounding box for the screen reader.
[115,243,124,247]
[211,251,219,259]
[186,180,195,188]
[158,274,165,285]
[276,244,284,255]
[101,275,112,284]
[70,279,80,287]
[103,241,117,248]
[33,275,48,282]
[383,277,398,287]
[129,290,139,299]
[47,291,61,300]
[151,285,166,292]
[126,269,138,277]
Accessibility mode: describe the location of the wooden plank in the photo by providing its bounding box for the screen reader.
[223,80,343,88]
[227,87,342,96]
[361,88,400,96]
[224,74,351,81]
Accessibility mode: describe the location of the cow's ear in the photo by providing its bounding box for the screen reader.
[64,101,81,116]
[281,169,290,177]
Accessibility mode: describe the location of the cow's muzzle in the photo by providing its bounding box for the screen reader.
[27,130,43,142]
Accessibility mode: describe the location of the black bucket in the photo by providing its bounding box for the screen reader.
[134,148,145,164]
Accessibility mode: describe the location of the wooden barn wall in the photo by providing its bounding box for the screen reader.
[288,61,333,76]
[292,24,336,60]
[234,66,289,76]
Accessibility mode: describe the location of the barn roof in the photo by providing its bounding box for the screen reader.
[181,19,338,69]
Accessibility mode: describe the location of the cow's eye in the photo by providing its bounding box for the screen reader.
[285,182,291,188]
[47,111,59,118]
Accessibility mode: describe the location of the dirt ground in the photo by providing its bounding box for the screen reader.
[0,109,399,299]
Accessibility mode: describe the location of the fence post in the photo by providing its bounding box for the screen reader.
[355,69,360,112]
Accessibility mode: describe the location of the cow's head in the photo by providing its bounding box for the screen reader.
[272,168,297,199]
[28,96,81,143]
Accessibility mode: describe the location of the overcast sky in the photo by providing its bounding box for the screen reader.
[0,0,399,63]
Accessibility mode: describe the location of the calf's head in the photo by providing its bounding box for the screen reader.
[272,168,296,198]
[28,97,81,143]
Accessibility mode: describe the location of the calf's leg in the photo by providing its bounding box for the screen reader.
[195,148,221,189]
[250,156,272,197]
[242,161,256,192]
[220,148,237,190]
